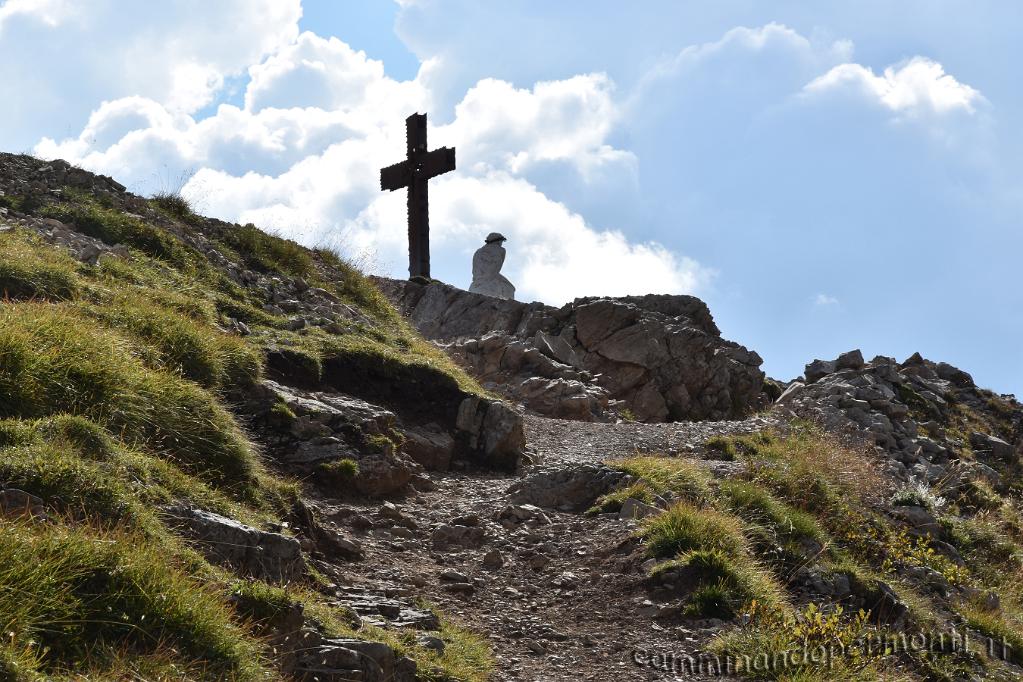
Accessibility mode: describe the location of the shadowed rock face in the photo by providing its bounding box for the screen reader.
[373,278,765,423]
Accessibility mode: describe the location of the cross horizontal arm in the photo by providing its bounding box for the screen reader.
[419,147,456,180]
[380,160,412,191]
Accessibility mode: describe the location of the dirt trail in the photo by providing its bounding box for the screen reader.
[309,413,778,681]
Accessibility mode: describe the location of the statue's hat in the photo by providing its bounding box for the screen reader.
[485,232,507,243]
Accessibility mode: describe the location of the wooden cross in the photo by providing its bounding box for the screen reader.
[380,112,456,279]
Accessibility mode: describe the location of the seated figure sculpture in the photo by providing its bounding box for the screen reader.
[469,232,516,300]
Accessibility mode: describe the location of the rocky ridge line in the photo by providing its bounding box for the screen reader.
[374,277,767,423]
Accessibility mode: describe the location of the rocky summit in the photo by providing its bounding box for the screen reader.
[1,152,1022,682]
[375,278,767,423]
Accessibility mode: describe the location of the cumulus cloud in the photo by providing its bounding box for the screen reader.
[804,57,985,117]
[244,32,428,120]
[35,30,433,189]
[28,17,988,315]
[814,294,839,307]
[439,75,633,178]
[340,173,711,303]
[34,23,700,304]
[0,0,302,151]
[639,23,852,85]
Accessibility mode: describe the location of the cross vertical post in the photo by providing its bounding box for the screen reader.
[380,112,456,280]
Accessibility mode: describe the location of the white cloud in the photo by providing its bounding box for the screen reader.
[34,26,696,305]
[439,75,634,179]
[29,19,987,313]
[0,0,72,31]
[814,293,839,307]
[0,0,303,151]
[245,31,419,117]
[804,57,985,117]
[632,23,853,107]
[342,173,710,304]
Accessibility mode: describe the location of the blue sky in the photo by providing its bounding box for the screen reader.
[1,1,1019,396]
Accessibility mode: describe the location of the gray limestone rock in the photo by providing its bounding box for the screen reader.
[374,278,765,423]
[402,423,456,471]
[432,523,487,550]
[969,432,1015,460]
[297,638,416,682]
[507,464,627,512]
[784,350,1022,491]
[456,396,526,471]
[163,505,304,583]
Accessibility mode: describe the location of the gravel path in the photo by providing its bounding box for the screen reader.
[525,413,780,465]
[309,413,779,681]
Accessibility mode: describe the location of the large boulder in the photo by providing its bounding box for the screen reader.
[297,638,416,682]
[250,381,420,497]
[442,332,610,421]
[455,396,526,471]
[163,506,304,583]
[374,278,765,422]
[402,423,456,471]
[970,432,1015,460]
[507,464,627,512]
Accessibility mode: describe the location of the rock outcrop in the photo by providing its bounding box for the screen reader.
[240,379,524,499]
[374,278,766,423]
[245,380,423,497]
[296,638,417,682]
[163,505,305,583]
[507,464,627,512]
[780,350,1022,490]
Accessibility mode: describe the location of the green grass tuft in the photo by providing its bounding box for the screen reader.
[219,223,312,278]
[317,458,360,486]
[720,479,826,545]
[588,481,656,514]
[0,520,269,680]
[686,579,737,619]
[642,501,747,559]
[150,192,195,220]
[0,303,260,494]
[0,232,78,301]
[610,456,713,502]
[87,291,261,390]
[960,601,1023,665]
[229,579,295,626]
[705,435,738,460]
[36,414,118,460]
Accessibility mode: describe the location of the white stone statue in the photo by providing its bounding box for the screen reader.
[469,232,516,300]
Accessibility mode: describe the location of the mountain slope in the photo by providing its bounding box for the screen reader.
[0,154,500,681]
[2,153,1022,682]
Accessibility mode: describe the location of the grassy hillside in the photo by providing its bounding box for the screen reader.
[0,156,490,680]
[596,425,1023,680]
